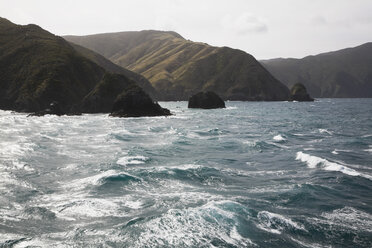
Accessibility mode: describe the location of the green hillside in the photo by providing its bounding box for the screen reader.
[69,43,157,99]
[261,43,372,98]
[65,31,290,101]
[0,18,169,116]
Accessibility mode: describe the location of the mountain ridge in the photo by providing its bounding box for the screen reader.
[261,42,372,98]
[0,17,170,116]
[64,30,290,101]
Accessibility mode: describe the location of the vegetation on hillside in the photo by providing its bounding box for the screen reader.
[65,30,290,101]
[261,43,372,98]
[0,18,169,117]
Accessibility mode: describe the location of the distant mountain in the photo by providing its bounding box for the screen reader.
[64,31,290,101]
[261,43,372,98]
[0,18,169,116]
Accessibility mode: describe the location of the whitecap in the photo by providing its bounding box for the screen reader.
[119,200,254,247]
[296,152,372,180]
[320,207,372,232]
[117,156,149,166]
[308,207,372,233]
[225,106,238,110]
[273,134,286,142]
[318,129,333,135]
[257,211,306,234]
[124,200,144,209]
[364,145,372,153]
[57,198,123,218]
[63,170,127,190]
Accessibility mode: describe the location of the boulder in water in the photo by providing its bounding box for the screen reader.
[289,83,314,101]
[188,91,225,109]
[110,85,171,117]
[29,101,65,116]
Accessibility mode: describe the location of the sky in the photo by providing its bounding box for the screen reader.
[1,0,372,59]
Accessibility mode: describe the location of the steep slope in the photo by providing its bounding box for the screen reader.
[0,18,170,116]
[65,31,290,101]
[69,43,157,99]
[261,43,372,98]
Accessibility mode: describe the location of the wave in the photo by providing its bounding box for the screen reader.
[296,152,372,180]
[321,207,372,232]
[307,207,372,235]
[257,211,306,234]
[118,200,254,247]
[117,155,149,166]
[364,145,372,153]
[22,206,56,220]
[273,134,286,142]
[318,129,333,135]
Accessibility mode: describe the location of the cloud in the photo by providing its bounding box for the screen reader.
[155,15,179,31]
[311,15,328,26]
[222,13,268,35]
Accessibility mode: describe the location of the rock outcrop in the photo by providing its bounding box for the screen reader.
[111,86,171,117]
[188,91,225,109]
[289,83,314,101]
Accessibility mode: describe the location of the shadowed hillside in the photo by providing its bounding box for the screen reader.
[65,31,290,101]
[69,43,157,99]
[0,18,169,116]
[261,43,372,98]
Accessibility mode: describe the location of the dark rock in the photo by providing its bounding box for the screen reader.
[188,91,226,109]
[110,85,171,117]
[29,101,66,116]
[289,83,314,101]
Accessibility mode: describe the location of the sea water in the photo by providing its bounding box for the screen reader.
[0,99,371,247]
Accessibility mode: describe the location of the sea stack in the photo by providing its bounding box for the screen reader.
[188,91,225,109]
[110,86,171,117]
[289,83,314,101]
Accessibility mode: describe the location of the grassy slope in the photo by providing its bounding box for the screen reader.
[0,18,163,116]
[69,42,158,99]
[65,31,290,101]
[261,43,372,98]
[0,17,106,111]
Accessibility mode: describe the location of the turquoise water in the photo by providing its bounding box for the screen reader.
[0,99,371,247]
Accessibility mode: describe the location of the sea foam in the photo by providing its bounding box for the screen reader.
[296,152,372,180]
[257,211,306,234]
[273,134,286,142]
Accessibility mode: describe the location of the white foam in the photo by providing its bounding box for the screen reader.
[120,200,254,247]
[331,150,338,155]
[307,207,372,233]
[57,198,123,218]
[364,145,372,153]
[225,106,238,110]
[296,152,372,180]
[273,135,286,142]
[257,211,306,234]
[290,237,330,248]
[63,170,124,190]
[319,129,333,135]
[124,200,143,209]
[117,156,149,166]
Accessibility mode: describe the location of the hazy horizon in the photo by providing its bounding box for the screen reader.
[1,0,372,60]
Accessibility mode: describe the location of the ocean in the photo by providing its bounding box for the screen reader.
[0,99,371,247]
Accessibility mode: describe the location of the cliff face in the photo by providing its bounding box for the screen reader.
[0,18,170,117]
[261,43,372,98]
[65,30,290,101]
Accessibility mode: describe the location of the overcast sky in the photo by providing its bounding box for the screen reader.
[1,0,372,59]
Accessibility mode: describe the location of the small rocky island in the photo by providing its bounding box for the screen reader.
[289,83,314,101]
[188,91,226,109]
